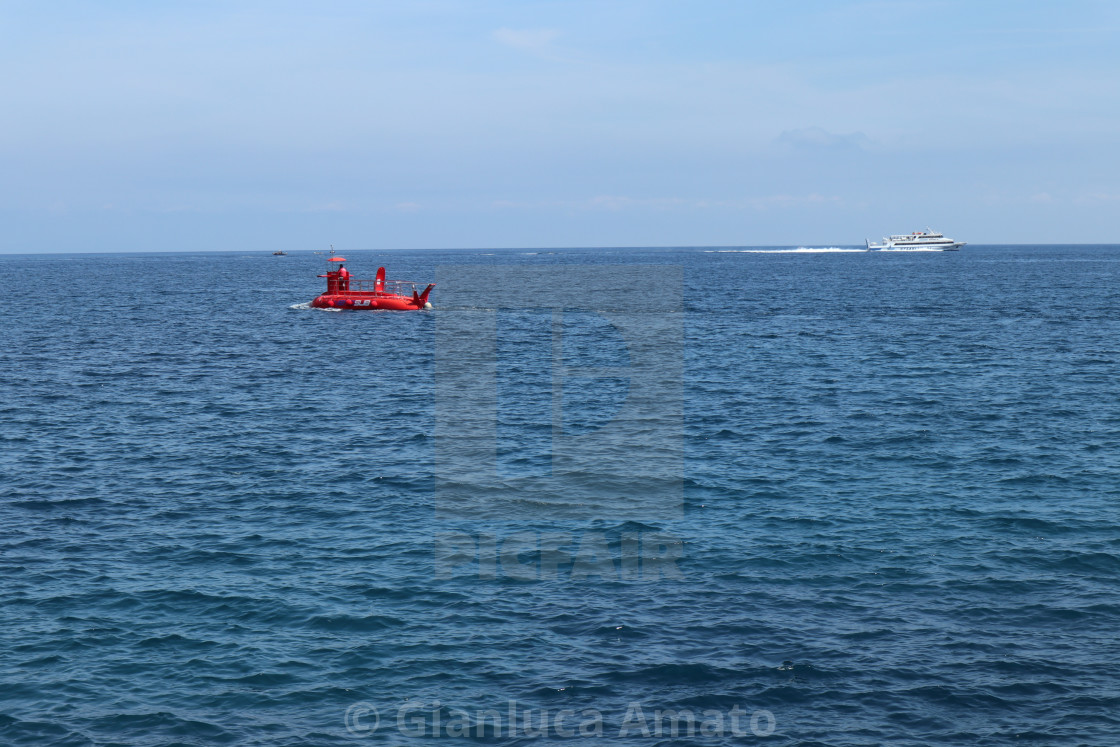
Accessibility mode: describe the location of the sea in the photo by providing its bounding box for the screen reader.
[2,244,1119,746]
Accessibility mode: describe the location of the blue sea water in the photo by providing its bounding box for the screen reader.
[2,245,1119,745]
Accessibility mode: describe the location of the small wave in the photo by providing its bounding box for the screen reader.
[304,613,405,632]
[10,496,108,509]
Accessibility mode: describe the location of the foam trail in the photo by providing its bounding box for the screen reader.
[706,247,867,254]
[288,302,341,311]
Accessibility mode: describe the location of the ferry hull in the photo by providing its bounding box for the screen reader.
[866,242,966,251]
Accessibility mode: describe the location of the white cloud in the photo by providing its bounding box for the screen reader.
[740,194,844,210]
[491,194,842,212]
[587,195,717,211]
[491,27,560,54]
[777,127,871,151]
[1074,192,1120,205]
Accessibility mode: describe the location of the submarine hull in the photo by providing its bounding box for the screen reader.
[310,292,429,310]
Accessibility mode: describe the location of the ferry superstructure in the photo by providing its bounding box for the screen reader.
[866,229,965,251]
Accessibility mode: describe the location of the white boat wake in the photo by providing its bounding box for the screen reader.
[706,247,866,254]
[289,302,341,311]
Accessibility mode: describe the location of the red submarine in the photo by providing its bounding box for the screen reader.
[310,256,434,311]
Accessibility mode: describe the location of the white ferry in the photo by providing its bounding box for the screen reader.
[866,229,964,251]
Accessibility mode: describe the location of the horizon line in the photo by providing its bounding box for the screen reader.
[3,243,1120,256]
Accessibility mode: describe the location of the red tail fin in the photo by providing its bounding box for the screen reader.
[419,283,434,305]
[375,267,386,292]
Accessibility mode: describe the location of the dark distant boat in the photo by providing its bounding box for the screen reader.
[272,251,288,256]
[866,229,964,251]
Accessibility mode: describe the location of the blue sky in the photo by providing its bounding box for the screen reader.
[2,0,1119,251]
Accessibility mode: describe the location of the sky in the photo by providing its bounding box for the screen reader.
[2,0,1119,252]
